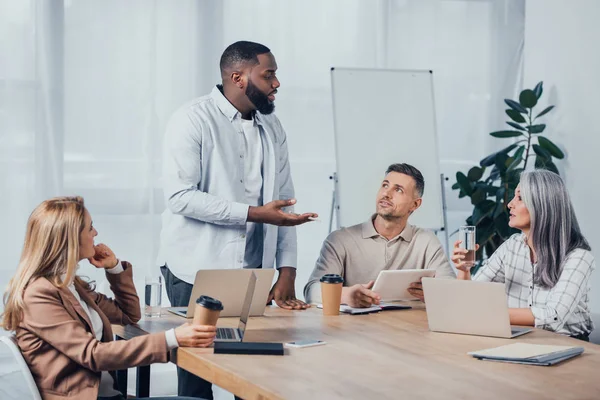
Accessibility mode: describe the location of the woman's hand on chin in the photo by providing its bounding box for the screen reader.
[88,243,119,269]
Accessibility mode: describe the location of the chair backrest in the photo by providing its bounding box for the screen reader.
[0,335,42,400]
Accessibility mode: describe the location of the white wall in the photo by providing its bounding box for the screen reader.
[524,0,600,310]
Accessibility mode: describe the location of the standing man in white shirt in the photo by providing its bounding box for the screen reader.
[158,41,317,399]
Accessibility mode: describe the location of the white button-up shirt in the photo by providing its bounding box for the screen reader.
[157,86,297,283]
[473,233,595,336]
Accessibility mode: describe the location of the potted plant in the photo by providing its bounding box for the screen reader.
[452,81,564,272]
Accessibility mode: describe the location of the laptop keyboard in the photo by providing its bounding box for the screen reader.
[216,328,236,340]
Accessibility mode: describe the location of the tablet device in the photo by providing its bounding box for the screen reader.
[372,269,436,301]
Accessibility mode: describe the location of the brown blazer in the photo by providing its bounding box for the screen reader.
[16,262,169,400]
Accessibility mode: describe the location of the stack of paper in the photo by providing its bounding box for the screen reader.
[468,343,584,366]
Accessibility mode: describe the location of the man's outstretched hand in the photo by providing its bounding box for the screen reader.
[248,199,318,227]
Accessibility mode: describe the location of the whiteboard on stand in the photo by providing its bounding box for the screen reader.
[331,68,444,230]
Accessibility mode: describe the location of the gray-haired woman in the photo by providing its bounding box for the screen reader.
[452,169,594,340]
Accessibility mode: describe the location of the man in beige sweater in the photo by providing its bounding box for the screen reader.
[304,163,455,308]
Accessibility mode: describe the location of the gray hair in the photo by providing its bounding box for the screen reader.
[520,170,590,289]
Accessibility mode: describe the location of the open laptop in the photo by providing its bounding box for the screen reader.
[215,271,256,342]
[167,268,275,318]
[422,278,532,339]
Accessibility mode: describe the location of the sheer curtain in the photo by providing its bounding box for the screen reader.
[0,0,525,311]
[1,0,223,294]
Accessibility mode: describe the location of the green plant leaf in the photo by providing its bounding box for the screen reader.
[513,145,525,157]
[476,216,496,246]
[533,81,543,99]
[506,188,516,203]
[480,153,496,167]
[488,166,501,182]
[507,146,525,171]
[471,209,483,226]
[480,144,518,170]
[505,109,526,123]
[476,201,496,216]
[534,156,559,174]
[490,130,523,138]
[476,208,495,221]
[456,171,473,195]
[476,184,500,195]
[472,201,496,225]
[505,99,528,114]
[506,122,527,131]
[467,166,484,181]
[458,191,467,198]
[535,155,547,169]
[494,211,512,239]
[507,157,522,171]
[538,136,565,159]
[494,153,509,173]
[528,124,546,134]
[546,160,559,174]
[519,89,538,108]
[451,182,460,190]
[505,169,523,189]
[492,202,503,219]
[495,187,506,202]
[535,105,555,119]
[532,144,552,160]
[471,189,487,205]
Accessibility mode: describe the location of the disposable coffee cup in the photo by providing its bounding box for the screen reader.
[320,274,343,316]
[193,295,224,326]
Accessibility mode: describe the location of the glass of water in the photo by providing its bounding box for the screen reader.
[458,226,476,267]
[144,275,162,318]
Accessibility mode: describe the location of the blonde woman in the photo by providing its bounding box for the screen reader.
[451,170,594,340]
[2,196,214,400]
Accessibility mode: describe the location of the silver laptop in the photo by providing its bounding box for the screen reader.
[422,278,532,339]
[215,271,256,342]
[167,268,274,318]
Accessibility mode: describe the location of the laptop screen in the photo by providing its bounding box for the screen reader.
[237,272,257,340]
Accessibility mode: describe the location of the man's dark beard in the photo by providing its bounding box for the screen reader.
[246,78,275,115]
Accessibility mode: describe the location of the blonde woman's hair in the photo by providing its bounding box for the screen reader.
[2,196,89,331]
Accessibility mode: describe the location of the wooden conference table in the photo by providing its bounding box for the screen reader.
[113,305,600,400]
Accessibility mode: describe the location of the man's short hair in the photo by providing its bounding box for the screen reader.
[385,163,425,197]
[220,41,271,73]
